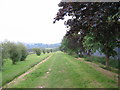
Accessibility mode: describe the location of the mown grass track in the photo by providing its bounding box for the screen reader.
[7,52,118,88]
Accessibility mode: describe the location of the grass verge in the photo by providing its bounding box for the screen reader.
[84,56,119,69]
[2,53,52,86]
[84,56,119,73]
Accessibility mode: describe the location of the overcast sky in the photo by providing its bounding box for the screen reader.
[0,0,67,44]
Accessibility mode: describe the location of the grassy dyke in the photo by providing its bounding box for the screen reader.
[2,53,52,86]
[9,51,118,88]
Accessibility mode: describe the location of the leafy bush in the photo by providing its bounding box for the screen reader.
[18,43,28,61]
[1,41,28,64]
[33,48,41,56]
[8,42,21,64]
[42,49,46,54]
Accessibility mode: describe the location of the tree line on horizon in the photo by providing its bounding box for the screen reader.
[32,48,53,56]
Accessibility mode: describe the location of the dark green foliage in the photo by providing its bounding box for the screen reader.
[42,49,46,54]
[60,35,88,56]
[33,48,41,56]
[54,2,120,67]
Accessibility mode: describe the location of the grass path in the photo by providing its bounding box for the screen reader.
[5,52,118,88]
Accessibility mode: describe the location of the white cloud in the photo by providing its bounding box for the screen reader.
[0,0,66,44]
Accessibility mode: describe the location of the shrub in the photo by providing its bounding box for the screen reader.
[8,42,21,64]
[18,43,28,61]
[42,49,46,54]
[33,48,41,56]
[1,41,28,64]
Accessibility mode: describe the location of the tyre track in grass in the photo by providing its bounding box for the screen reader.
[2,54,53,88]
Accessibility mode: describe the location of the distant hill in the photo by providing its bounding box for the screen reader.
[24,43,61,49]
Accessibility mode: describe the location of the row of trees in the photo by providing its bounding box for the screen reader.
[32,48,53,56]
[54,2,120,67]
[1,41,28,65]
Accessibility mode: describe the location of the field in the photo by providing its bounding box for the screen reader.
[3,51,118,88]
[2,53,52,86]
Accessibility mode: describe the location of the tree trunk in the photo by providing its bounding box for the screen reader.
[106,55,109,67]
